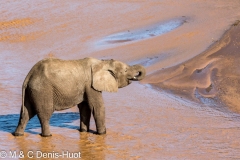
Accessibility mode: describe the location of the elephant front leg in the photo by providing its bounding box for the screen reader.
[78,102,91,132]
[86,89,106,135]
[92,103,106,135]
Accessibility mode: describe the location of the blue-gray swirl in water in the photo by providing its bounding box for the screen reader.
[97,17,186,45]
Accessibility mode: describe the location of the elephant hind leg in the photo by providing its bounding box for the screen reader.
[38,114,52,137]
[13,99,36,136]
[37,107,53,137]
[78,101,91,132]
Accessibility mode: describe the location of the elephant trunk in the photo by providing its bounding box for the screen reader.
[129,65,146,81]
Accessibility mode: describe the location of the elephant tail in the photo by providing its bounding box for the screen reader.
[21,71,31,115]
[21,62,37,114]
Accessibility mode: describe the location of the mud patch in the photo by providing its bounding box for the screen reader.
[97,17,187,46]
[0,18,34,30]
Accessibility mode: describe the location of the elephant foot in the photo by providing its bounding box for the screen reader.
[40,133,52,137]
[80,128,91,133]
[97,130,106,135]
[79,129,88,132]
[12,132,24,136]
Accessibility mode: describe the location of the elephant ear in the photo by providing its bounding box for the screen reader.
[91,61,118,92]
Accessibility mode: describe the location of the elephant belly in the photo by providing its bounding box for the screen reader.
[51,79,87,111]
[53,94,84,111]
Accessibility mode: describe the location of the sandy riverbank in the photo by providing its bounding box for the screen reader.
[144,22,240,114]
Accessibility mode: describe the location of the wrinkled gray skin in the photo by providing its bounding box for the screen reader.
[13,57,146,137]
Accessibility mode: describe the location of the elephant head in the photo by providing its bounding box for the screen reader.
[92,59,146,92]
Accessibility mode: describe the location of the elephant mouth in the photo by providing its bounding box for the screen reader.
[129,72,142,81]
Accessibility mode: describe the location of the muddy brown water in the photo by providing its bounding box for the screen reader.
[1,1,240,160]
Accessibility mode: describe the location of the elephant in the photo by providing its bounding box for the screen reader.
[13,57,146,137]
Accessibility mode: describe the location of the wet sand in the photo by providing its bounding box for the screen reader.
[1,0,240,159]
[145,22,240,114]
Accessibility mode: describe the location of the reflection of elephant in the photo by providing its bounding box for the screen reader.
[14,57,146,136]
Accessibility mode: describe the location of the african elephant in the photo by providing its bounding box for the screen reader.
[13,57,146,137]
